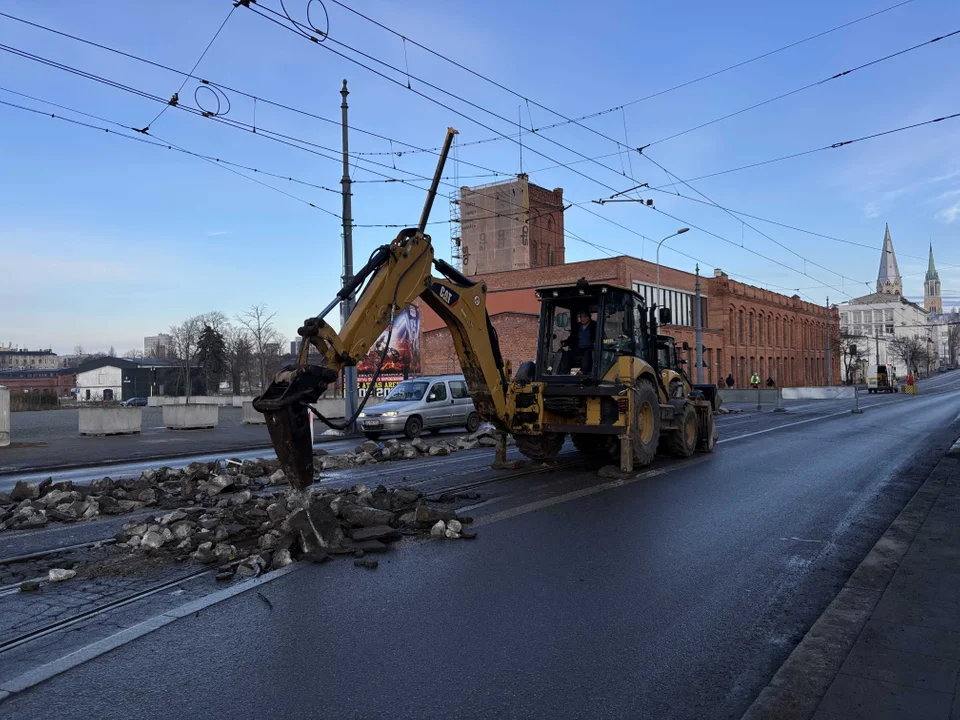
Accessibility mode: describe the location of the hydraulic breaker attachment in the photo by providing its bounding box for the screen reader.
[253,365,339,491]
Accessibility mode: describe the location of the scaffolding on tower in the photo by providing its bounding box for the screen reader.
[449,134,462,271]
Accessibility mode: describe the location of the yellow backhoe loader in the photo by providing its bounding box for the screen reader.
[254,129,718,490]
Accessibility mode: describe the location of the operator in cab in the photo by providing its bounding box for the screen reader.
[561,310,597,374]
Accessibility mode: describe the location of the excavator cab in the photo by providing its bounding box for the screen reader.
[535,281,647,384]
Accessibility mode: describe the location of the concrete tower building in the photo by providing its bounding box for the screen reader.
[924,243,942,313]
[876,223,903,295]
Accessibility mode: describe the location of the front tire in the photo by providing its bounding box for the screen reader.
[465,412,480,433]
[631,378,661,467]
[404,416,423,439]
[666,403,698,457]
[515,432,565,461]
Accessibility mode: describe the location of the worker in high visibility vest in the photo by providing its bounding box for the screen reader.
[750,372,760,389]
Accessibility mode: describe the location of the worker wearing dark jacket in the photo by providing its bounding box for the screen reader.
[562,311,597,374]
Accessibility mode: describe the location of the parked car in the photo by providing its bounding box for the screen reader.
[120,397,148,407]
[357,374,480,440]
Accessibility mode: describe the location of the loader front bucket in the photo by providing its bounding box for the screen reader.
[253,365,339,491]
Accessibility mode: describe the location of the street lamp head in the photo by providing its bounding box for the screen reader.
[677,228,690,235]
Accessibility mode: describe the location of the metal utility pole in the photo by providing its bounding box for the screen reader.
[875,327,880,365]
[340,79,357,430]
[694,264,703,383]
[826,297,832,385]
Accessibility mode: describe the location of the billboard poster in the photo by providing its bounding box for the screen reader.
[357,304,421,398]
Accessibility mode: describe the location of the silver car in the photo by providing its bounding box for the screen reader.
[357,374,481,440]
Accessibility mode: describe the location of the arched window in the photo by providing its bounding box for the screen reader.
[729,309,735,343]
[758,313,764,345]
[749,312,755,343]
[738,311,744,344]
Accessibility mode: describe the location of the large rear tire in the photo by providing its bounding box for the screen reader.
[515,432,565,461]
[631,378,661,467]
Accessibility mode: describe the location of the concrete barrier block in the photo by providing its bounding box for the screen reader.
[781,386,856,400]
[242,401,266,424]
[718,389,779,404]
[0,386,9,447]
[163,404,219,430]
[79,407,142,436]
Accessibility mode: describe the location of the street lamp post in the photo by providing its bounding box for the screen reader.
[655,228,690,311]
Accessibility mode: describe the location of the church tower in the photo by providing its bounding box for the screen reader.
[876,223,903,296]
[925,243,942,313]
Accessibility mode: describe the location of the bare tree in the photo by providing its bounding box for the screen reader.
[236,304,283,392]
[169,315,203,401]
[223,325,253,393]
[123,349,144,359]
[73,345,85,359]
[888,335,930,376]
[834,329,865,385]
[108,345,116,357]
[948,310,960,367]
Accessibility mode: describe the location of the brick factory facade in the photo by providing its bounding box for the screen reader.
[420,256,840,387]
[0,368,77,397]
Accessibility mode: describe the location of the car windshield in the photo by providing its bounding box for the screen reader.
[384,380,428,402]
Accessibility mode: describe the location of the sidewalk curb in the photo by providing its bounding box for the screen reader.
[0,433,364,478]
[741,438,960,720]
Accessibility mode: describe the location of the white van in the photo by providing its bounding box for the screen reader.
[356,374,481,440]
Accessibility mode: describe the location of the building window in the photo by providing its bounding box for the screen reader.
[775,318,780,347]
[738,311,744,343]
[739,356,745,387]
[749,312,754,343]
[760,357,765,379]
[729,310,735,343]
[730,356,735,384]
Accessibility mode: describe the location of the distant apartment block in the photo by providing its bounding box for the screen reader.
[144,334,173,358]
[0,345,58,370]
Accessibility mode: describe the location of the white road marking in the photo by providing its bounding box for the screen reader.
[780,537,823,544]
[474,464,707,527]
[717,410,855,443]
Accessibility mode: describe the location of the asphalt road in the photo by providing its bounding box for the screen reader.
[4,372,960,719]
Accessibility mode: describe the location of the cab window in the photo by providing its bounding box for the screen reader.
[598,294,632,378]
[427,382,447,402]
[449,380,469,399]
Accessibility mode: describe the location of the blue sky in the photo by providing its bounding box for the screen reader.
[1,0,959,354]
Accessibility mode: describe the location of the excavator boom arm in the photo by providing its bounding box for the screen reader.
[253,128,512,489]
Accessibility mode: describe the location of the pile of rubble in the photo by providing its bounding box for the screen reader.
[114,483,475,577]
[0,458,285,532]
[0,426,502,533]
[714,407,744,415]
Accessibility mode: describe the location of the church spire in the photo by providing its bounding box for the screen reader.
[876,223,902,295]
[924,242,942,313]
[926,243,939,282]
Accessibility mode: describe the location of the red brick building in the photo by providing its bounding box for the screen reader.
[0,369,77,397]
[459,175,564,275]
[420,256,839,387]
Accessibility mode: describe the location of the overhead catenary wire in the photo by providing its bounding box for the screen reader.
[239,0,938,302]
[7,6,952,316]
[140,4,237,132]
[325,0,915,155]
[0,9,510,179]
